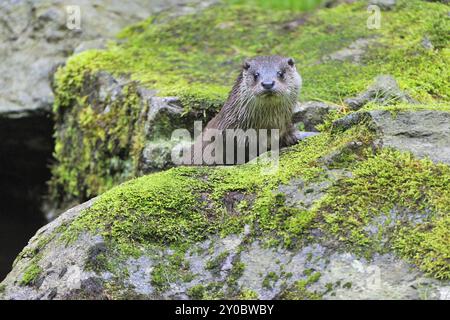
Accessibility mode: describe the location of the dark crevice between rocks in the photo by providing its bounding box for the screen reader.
[0,111,54,280]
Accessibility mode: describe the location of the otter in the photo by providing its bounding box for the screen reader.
[192,55,309,165]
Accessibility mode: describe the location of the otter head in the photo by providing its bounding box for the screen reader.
[241,55,301,101]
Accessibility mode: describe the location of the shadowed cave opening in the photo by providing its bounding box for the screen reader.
[0,112,54,280]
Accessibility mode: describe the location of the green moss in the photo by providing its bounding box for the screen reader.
[63,0,448,103]
[50,73,147,204]
[280,271,322,300]
[343,282,352,289]
[238,288,259,300]
[315,148,450,277]
[63,167,217,249]
[187,284,206,299]
[13,233,57,268]
[206,251,229,274]
[103,282,147,300]
[200,282,226,300]
[61,110,449,281]
[185,282,228,300]
[151,250,195,293]
[84,252,109,273]
[51,0,449,203]
[0,284,5,294]
[20,263,42,286]
[227,261,246,286]
[262,271,279,289]
[394,216,450,280]
[62,123,375,251]
[427,17,450,50]
[13,229,65,286]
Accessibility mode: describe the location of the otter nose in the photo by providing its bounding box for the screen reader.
[261,81,275,90]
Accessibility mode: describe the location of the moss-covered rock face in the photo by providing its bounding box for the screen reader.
[61,115,450,278]
[6,0,446,300]
[50,0,449,205]
[1,107,449,299]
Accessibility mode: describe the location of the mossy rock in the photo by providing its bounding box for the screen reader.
[50,0,450,206]
[1,109,449,299]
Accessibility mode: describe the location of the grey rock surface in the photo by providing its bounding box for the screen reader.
[333,110,450,164]
[0,0,207,118]
[371,110,450,164]
[421,36,434,50]
[1,195,448,300]
[323,38,374,64]
[293,101,338,131]
[345,75,416,110]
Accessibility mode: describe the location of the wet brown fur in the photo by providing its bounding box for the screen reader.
[192,55,302,165]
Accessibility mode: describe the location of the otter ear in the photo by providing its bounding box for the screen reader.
[287,57,295,67]
[243,60,251,70]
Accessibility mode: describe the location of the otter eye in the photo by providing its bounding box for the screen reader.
[277,71,285,78]
[254,72,260,81]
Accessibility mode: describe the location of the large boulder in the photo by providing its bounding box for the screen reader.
[1,110,449,299]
